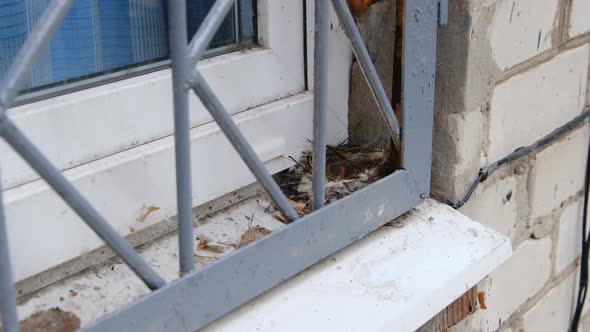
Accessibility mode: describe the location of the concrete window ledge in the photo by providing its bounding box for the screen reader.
[203,200,513,332]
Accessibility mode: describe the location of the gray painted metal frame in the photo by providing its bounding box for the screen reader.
[85,0,438,330]
[0,0,438,331]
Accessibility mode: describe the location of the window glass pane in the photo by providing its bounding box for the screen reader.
[187,0,236,49]
[0,0,242,94]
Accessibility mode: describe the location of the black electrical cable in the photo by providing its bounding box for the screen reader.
[570,125,590,332]
[452,109,590,209]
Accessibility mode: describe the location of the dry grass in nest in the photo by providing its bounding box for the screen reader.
[271,142,396,221]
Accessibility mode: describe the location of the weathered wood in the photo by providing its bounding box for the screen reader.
[348,0,396,150]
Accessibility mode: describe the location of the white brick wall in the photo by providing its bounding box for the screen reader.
[436,0,590,330]
[489,0,558,69]
[488,45,589,162]
[528,124,590,218]
[461,176,519,239]
[451,239,552,332]
[446,111,485,197]
[569,0,590,38]
[556,199,585,273]
[521,272,578,332]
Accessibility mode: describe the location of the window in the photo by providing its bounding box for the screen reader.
[0,0,250,101]
[2,0,319,283]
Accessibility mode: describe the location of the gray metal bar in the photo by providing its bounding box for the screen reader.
[0,169,19,332]
[187,0,236,68]
[439,0,449,27]
[0,0,75,110]
[0,115,166,291]
[400,0,438,195]
[168,0,195,275]
[83,170,418,332]
[312,0,329,210]
[187,71,299,222]
[329,0,401,151]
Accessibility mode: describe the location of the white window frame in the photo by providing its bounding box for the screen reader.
[2,0,352,283]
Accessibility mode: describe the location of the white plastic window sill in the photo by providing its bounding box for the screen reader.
[18,199,512,331]
[203,200,513,332]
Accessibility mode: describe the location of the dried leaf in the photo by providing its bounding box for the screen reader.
[196,235,211,250]
[136,205,160,222]
[238,226,271,248]
[288,199,307,216]
[196,235,230,254]
[18,308,80,332]
[273,211,288,223]
[200,243,227,253]
[128,226,135,233]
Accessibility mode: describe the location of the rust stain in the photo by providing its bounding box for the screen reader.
[136,205,160,222]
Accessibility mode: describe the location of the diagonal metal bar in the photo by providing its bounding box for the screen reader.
[168,0,195,274]
[0,114,166,291]
[312,0,330,210]
[329,0,401,152]
[0,170,19,332]
[187,0,236,67]
[0,0,75,110]
[187,71,299,222]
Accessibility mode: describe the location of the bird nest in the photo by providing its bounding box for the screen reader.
[270,142,396,222]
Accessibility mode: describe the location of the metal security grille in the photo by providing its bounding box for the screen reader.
[0,0,441,331]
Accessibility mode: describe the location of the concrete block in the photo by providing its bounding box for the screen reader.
[521,271,578,332]
[556,199,585,273]
[528,124,590,218]
[489,0,558,69]
[450,239,552,332]
[432,111,484,203]
[488,45,589,162]
[569,0,590,37]
[461,176,519,240]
